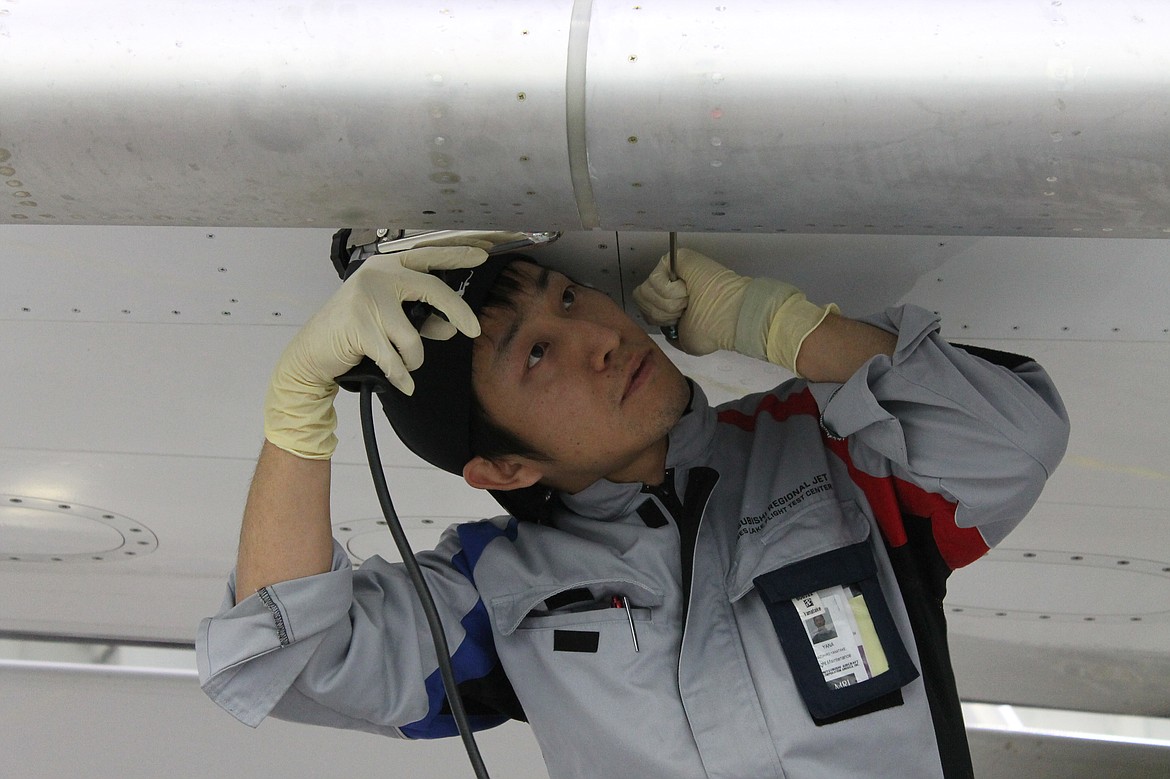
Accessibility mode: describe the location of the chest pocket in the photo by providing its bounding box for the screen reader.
[752,537,920,725]
[492,580,663,654]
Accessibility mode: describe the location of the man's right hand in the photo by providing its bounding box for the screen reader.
[263,245,488,460]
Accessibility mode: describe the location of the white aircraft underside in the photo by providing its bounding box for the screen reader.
[2,2,1168,777]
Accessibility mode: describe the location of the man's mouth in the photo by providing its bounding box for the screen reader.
[622,351,653,402]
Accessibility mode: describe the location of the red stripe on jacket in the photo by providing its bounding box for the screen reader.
[718,388,989,571]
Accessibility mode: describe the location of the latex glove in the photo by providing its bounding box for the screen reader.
[264,245,487,459]
[387,231,529,339]
[632,248,837,375]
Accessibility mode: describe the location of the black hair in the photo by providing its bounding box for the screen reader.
[467,258,550,464]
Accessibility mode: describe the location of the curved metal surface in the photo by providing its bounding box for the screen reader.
[0,1,579,228]
[1,0,1168,235]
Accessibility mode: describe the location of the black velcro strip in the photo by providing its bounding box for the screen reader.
[951,342,1033,371]
[637,499,669,528]
[544,588,594,611]
[553,630,600,653]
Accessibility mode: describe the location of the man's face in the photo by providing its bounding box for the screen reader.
[471,262,690,493]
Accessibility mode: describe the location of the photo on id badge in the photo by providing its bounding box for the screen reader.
[794,585,889,690]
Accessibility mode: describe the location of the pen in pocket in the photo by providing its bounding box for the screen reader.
[611,595,640,652]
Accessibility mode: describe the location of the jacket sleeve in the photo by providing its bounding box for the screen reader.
[196,520,515,738]
[808,304,1069,566]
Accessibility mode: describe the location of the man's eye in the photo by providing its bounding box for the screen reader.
[561,287,576,310]
[527,343,547,369]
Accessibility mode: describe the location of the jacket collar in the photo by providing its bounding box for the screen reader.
[557,380,716,521]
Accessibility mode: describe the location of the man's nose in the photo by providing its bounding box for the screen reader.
[577,320,620,371]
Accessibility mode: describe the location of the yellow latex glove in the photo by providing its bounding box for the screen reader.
[264,245,488,460]
[632,248,837,376]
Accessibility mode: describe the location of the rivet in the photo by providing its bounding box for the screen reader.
[516,92,526,101]
[628,55,638,62]
[627,136,638,144]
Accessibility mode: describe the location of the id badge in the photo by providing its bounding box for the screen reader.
[754,542,919,724]
[792,585,889,689]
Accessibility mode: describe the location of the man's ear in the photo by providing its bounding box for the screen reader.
[463,455,544,491]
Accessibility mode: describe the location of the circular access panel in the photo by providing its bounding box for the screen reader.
[946,547,1170,624]
[0,495,158,563]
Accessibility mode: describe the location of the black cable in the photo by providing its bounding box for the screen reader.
[358,382,492,779]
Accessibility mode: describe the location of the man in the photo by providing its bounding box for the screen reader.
[197,235,1069,778]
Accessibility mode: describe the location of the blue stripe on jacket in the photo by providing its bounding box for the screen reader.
[400,517,519,739]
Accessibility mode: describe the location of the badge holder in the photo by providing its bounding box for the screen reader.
[754,542,920,724]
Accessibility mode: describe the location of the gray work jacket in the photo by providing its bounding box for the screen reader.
[197,305,1070,778]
